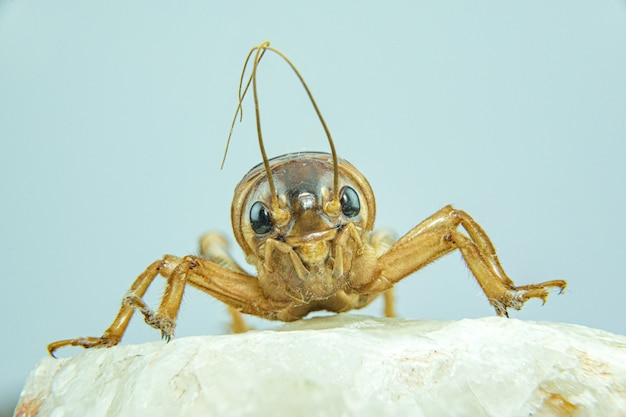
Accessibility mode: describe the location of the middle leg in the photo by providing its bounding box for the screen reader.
[199,232,251,333]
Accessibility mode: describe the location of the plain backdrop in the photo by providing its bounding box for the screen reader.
[1,1,625,413]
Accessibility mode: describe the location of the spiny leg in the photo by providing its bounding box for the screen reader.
[48,256,194,356]
[48,259,163,355]
[107,255,191,342]
[365,205,566,316]
[149,255,191,340]
[49,254,285,355]
[447,208,566,313]
[199,232,251,333]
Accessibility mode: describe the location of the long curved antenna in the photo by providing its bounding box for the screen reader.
[221,43,269,170]
[222,41,341,211]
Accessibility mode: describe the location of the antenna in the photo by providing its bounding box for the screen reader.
[222,41,341,220]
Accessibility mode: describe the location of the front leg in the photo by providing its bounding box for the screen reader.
[48,255,287,356]
[47,259,165,355]
[357,205,566,316]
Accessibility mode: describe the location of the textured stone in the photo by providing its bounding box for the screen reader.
[15,315,626,417]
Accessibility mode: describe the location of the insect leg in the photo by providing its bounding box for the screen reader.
[199,232,247,273]
[369,229,397,317]
[47,259,163,356]
[184,257,291,320]
[198,232,250,333]
[359,205,566,316]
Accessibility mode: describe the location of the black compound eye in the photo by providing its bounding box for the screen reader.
[250,201,272,234]
[340,186,360,218]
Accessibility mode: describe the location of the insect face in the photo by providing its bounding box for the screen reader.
[231,152,375,273]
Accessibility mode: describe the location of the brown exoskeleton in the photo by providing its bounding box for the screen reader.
[48,41,566,356]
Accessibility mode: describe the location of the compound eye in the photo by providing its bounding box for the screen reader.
[250,201,273,235]
[340,186,360,218]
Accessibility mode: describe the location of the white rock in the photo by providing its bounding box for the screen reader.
[14,315,626,417]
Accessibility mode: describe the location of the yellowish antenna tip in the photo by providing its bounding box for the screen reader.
[220,41,272,170]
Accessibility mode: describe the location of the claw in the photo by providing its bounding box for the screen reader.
[131,293,175,340]
[145,314,175,342]
[491,300,509,317]
[491,279,567,317]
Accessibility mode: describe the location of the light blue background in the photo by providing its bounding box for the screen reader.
[1,1,625,413]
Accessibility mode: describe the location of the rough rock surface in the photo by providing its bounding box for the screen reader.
[15,315,626,417]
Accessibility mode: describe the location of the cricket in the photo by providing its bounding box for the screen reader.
[48,41,566,356]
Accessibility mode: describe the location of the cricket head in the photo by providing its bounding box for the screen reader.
[231,152,375,300]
